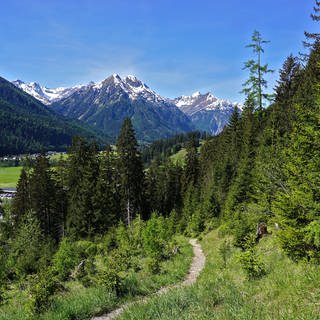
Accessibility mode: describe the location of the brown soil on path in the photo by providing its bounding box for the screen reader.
[92,238,206,320]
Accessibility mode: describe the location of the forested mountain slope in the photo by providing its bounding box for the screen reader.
[0,76,109,155]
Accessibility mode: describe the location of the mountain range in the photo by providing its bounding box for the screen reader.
[173,91,241,135]
[0,77,109,156]
[13,75,241,140]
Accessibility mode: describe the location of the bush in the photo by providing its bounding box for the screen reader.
[26,268,62,315]
[8,211,53,278]
[237,248,266,280]
[95,250,128,296]
[52,238,79,281]
[143,214,168,260]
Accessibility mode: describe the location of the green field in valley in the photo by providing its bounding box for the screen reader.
[0,166,22,189]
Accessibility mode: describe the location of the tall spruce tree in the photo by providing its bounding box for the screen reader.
[12,168,31,226]
[92,146,121,233]
[29,154,63,242]
[66,137,99,238]
[272,55,302,137]
[274,41,320,261]
[116,118,145,224]
[241,30,274,109]
[183,135,200,189]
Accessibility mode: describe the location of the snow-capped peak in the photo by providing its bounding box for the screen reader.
[124,75,138,82]
[112,73,121,83]
[12,74,167,105]
[12,80,83,105]
[192,91,201,98]
[173,91,241,115]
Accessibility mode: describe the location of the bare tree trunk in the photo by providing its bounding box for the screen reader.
[127,197,131,226]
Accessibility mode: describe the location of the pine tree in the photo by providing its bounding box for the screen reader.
[241,30,274,109]
[29,154,63,242]
[116,118,145,224]
[12,168,31,226]
[183,135,200,189]
[274,42,320,261]
[303,1,320,49]
[92,146,120,233]
[272,55,301,137]
[66,137,99,238]
[223,103,257,215]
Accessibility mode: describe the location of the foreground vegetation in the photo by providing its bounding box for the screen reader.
[0,217,192,320]
[118,229,320,320]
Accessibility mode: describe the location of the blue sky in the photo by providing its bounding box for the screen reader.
[0,0,315,102]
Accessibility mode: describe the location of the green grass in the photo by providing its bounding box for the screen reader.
[0,166,22,188]
[48,153,68,161]
[117,229,320,320]
[170,148,187,164]
[170,142,204,165]
[0,236,193,320]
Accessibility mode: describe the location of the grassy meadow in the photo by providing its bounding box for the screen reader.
[0,167,22,189]
[117,229,320,320]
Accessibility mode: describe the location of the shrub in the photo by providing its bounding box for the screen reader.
[8,211,53,278]
[143,215,167,258]
[52,238,79,280]
[237,248,266,280]
[26,268,62,315]
[95,249,128,296]
[53,239,97,282]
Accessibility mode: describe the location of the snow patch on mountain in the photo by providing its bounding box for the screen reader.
[12,80,84,105]
[173,92,242,135]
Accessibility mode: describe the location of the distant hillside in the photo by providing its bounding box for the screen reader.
[0,76,109,156]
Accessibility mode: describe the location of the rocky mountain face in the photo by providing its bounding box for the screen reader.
[49,74,194,142]
[13,75,241,140]
[173,92,242,135]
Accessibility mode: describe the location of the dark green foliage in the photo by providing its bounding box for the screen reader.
[92,148,121,233]
[29,154,65,242]
[273,42,320,261]
[11,168,31,225]
[66,137,99,237]
[183,135,200,189]
[116,118,146,223]
[146,159,183,216]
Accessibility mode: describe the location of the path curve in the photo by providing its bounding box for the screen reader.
[92,239,205,320]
